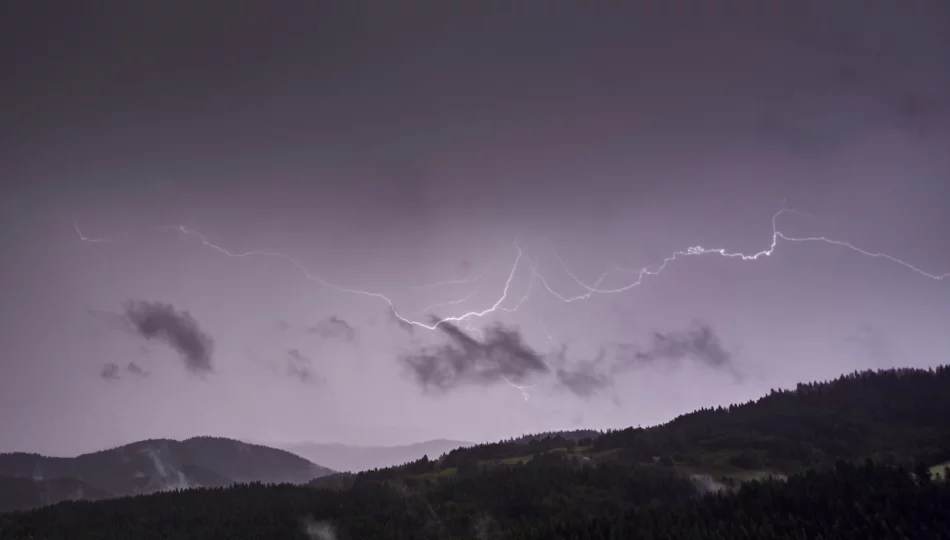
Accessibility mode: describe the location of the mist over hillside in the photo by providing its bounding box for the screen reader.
[4,365,950,539]
[0,437,333,512]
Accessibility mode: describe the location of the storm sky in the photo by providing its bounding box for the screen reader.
[2,1,949,456]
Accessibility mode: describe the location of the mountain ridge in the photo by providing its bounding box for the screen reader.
[0,436,334,512]
[3,365,950,538]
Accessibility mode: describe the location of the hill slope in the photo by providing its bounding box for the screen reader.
[400,365,950,485]
[3,364,950,539]
[2,453,948,539]
[0,437,333,512]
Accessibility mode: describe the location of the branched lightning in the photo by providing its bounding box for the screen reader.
[500,374,536,401]
[171,225,528,333]
[77,207,947,398]
[537,208,947,303]
[76,208,948,327]
[75,223,112,243]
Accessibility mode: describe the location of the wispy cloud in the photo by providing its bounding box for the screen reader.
[307,316,357,343]
[286,348,323,385]
[614,321,740,380]
[127,361,149,377]
[400,320,549,394]
[100,362,121,381]
[122,300,214,374]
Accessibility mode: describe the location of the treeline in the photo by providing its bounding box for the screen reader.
[2,457,949,539]
[371,365,950,478]
[590,365,950,473]
[4,365,950,538]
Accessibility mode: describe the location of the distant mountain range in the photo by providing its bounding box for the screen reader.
[7,365,950,539]
[0,436,334,512]
[280,439,473,472]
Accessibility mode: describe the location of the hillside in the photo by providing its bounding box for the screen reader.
[0,437,333,512]
[2,454,949,538]
[2,365,950,539]
[0,476,112,513]
[394,365,950,486]
[282,439,473,472]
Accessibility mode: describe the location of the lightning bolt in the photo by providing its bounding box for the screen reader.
[500,374,536,401]
[538,313,553,341]
[77,206,947,399]
[536,208,947,303]
[172,225,528,333]
[74,223,113,243]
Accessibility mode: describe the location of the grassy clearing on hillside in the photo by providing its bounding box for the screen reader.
[498,455,533,465]
[416,467,457,481]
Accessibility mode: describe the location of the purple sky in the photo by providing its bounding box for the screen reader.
[2,1,949,456]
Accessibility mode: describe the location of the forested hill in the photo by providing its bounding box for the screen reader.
[0,437,333,512]
[2,452,949,538]
[591,364,950,472]
[508,430,603,445]
[2,365,950,539]
[384,365,950,483]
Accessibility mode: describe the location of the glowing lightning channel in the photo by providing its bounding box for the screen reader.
[500,374,536,401]
[536,208,948,303]
[127,225,529,332]
[77,206,946,401]
[538,313,553,341]
[74,223,113,243]
[500,260,540,314]
[76,207,947,337]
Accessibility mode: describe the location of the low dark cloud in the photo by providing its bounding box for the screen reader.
[551,347,612,399]
[400,319,549,394]
[122,300,214,374]
[126,362,149,377]
[100,363,120,381]
[286,348,322,385]
[307,316,357,343]
[556,369,610,399]
[616,322,739,379]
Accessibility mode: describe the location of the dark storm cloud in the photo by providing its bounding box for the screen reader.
[550,347,613,399]
[126,362,149,377]
[286,349,321,385]
[307,316,357,343]
[122,300,214,374]
[100,363,120,381]
[615,322,739,379]
[555,369,610,399]
[400,319,549,394]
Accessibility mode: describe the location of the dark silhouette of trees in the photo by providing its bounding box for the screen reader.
[3,365,950,539]
[2,458,949,539]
